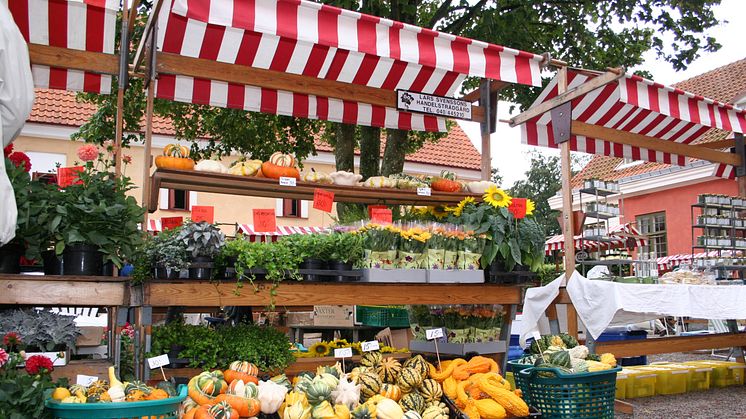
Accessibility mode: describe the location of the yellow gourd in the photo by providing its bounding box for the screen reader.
[452,357,493,380]
[475,385,528,418]
[229,159,263,176]
[442,376,458,400]
[600,353,617,367]
[461,399,480,419]
[334,403,351,419]
[474,399,507,419]
[428,359,465,382]
[586,360,612,372]
[455,380,470,407]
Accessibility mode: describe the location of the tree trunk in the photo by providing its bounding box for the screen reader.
[333,123,356,172]
[359,126,381,180]
[381,129,408,176]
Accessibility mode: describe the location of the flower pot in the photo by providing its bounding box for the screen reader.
[327,260,354,282]
[221,256,237,280]
[62,244,103,276]
[0,242,23,274]
[300,258,326,282]
[155,266,181,280]
[41,250,64,275]
[188,256,213,280]
[101,261,114,276]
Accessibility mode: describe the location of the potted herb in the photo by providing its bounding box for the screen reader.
[0,309,80,366]
[150,228,189,279]
[177,221,225,279]
[324,232,364,281]
[149,320,190,368]
[281,234,329,281]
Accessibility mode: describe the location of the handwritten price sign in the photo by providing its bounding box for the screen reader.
[253,209,277,233]
[57,166,84,188]
[426,328,444,340]
[161,217,183,230]
[361,340,380,352]
[371,208,393,224]
[191,205,215,223]
[313,189,334,213]
[147,354,170,369]
[508,198,527,219]
[334,347,353,358]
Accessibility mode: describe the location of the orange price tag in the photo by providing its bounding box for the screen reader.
[371,208,393,224]
[161,217,183,230]
[368,205,387,219]
[313,189,334,213]
[57,166,84,188]
[191,205,215,223]
[509,198,527,219]
[253,209,277,233]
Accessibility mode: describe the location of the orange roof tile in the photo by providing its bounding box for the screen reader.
[571,57,746,186]
[27,89,481,171]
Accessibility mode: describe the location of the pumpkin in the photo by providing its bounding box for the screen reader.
[421,404,448,419]
[227,379,259,398]
[157,144,195,170]
[269,152,296,167]
[303,170,333,184]
[375,398,404,419]
[189,371,228,405]
[258,379,289,414]
[214,393,261,417]
[146,388,170,400]
[395,369,422,393]
[398,393,425,415]
[125,381,151,396]
[329,171,362,186]
[351,405,374,419]
[418,380,442,403]
[360,351,383,368]
[306,381,333,406]
[224,361,259,385]
[548,350,572,368]
[376,358,402,384]
[312,401,337,419]
[403,411,422,419]
[262,162,300,179]
[358,372,383,401]
[86,380,109,397]
[430,171,461,192]
[363,176,396,188]
[229,159,263,176]
[126,389,147,402]
[196,159,229,174]
[194,401,240,419]
[402,356,429,379]
[285,400,313,419]
[157,381,178,397]
[379,384,402,402]
[332,376,360,410]
[335,403,352,419]
[164,144,190,157]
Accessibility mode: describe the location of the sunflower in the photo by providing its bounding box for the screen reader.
[526,199,536,215]
[430,205,449,219]
[483,185,512,208]
[308,342,332,357]
[452,196,475,217]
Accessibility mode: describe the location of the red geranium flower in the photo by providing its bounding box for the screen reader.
[3,143,13,156]
[3,332,21,347]
[8,152,31,172]
[25,355,54,374]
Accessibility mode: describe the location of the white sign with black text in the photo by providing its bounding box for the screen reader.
[397,90,472,120]
[362,340,380,352]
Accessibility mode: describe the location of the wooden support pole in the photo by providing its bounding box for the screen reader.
[557,67,575,279]
[479,79,492,180]
[113,3,129,177]
[141,31,156,224]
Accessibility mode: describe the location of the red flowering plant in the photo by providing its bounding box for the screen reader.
[0,331,68,418]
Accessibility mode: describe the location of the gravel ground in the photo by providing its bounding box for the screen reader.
[614,352,746,419]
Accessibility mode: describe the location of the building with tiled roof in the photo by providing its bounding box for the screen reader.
[15,88,481,229]
[549,58,746,271]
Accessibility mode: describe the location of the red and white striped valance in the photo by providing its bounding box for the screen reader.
[148,219,163,232]
[544,223,647,255]
[5,0,118,94]
[154,0,544,131]
[522,70,746,167]
[655,250,729,271]
[237,224,325,242]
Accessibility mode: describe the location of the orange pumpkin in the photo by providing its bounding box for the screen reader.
[261,162,300,179]
[155,155,195,170]
[164,144,190,158]
[145,388,169,400]
[268,152,296,167]
[431,171,462,192]
[194,402,240,419]
[224,361,259,385]
[183,407,198,419]
[188,371,228,406]
[214,394,261,417]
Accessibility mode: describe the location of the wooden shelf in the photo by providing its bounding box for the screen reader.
[50,359,112,382]
[0,274,127,306]
[144,281,524,307]
[148,169,482,212]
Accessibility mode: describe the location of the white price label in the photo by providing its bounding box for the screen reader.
[279,177,297,187]
[147,354,170,369]
[334,347,353,358]
[417,187,432,196]
[426,328,444,340]
[362,340,380,352]
[76,374,98,386]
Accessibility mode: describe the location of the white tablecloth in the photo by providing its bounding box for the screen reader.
[521,271,746,341]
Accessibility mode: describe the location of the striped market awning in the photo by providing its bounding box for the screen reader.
[522,70,746,172]
[655,251,729,271]
[237,224,325,242]
[147,219,162,232]
[154,0,544,132]
[5,0,118,94]
[544,222,647,255]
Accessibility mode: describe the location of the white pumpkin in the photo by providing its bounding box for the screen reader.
[363,176,396,188]
[330,171,363,186]
[303,171,333,184]
[269,152,296,167]
[466,180,497,194]
[195,159,228,173]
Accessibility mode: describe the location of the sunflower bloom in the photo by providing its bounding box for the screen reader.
[308,342,331,357]
[452,196,475,217]
[526,199,536,215]
[430,206,449,219]
[483,186,512,208]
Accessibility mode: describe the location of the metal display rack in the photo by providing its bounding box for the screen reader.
[691,195,746,280]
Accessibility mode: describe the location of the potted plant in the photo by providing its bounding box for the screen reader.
[0,309,80,366]
[324,232,364,281]
[177,220,225,279]
[280,234,326,281]
[149,320,190,368]
[150,228,189,279]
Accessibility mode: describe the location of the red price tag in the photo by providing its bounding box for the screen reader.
[161,217,183,230]
[368,205,387,219]
[57,166,84,188]
[191,205,215,223]
[313,189,334,213]
[253,209,277,233]
[509,198,527,219]
[370,208,393,224]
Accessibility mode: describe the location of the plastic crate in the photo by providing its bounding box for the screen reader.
[517,366,621,419]
[596,330,647,366]
[615,372,627,399]
[356,305,410,327]
[636,366,688,395]
[650,362,712,392]
[683,361,746,388]
[507,358,535,394]
[45,385,187,419]
[622,368,657,398]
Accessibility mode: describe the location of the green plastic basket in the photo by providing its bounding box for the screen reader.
[356,305,410,327]
[45,384,187,419]
[507,358,534,393]
[517,366,621,419]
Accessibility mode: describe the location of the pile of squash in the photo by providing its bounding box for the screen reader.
[523,334,618,374]
[429,356,529,419]
[183,361,290,418]
[279,352,449,419]
[51,366,176,404]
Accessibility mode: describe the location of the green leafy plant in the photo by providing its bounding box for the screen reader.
[4,154,51,260]
[177,221,225,259]
[324,233,364,264]
[0,310,80,352]
[148,320,190,357]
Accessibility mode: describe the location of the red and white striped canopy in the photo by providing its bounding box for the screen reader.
[522,70,746,170]
[544,222,647,255]
[238,224,325,242]
[147,219,163,232]
[655,250,738,271]
[5,0,118,94]
[154,0,544,132]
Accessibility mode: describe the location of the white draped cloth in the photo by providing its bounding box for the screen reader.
[0,2,35,246]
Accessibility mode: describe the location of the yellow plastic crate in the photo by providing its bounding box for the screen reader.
[635,366,688,395]
[650,362,712,392]
[683,361,746,388]
[622,368,657,398]
[615,372,627,399]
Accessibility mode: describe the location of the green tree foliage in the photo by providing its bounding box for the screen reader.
[510,152,563,236]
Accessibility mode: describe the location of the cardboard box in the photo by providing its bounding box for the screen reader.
[313,305,355,327]
[362,269,427,283]
[376,327,413,350]
[287,311,314,327]
[76,326,105,347]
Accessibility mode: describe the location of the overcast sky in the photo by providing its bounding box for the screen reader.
[459,0,745,187]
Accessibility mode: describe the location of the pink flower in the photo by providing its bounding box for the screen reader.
[3,332,21,347]
[122,155,132,164]
[77,144,99,162]
[0,348,8,368]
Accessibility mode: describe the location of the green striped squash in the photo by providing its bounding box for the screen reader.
[399,392,426,414]
[403,355,429,378]
[419,379,442,403]
[376,357,403,383]
[360,351,383,367]
[358,372,383,400]
[396,368,423,393]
